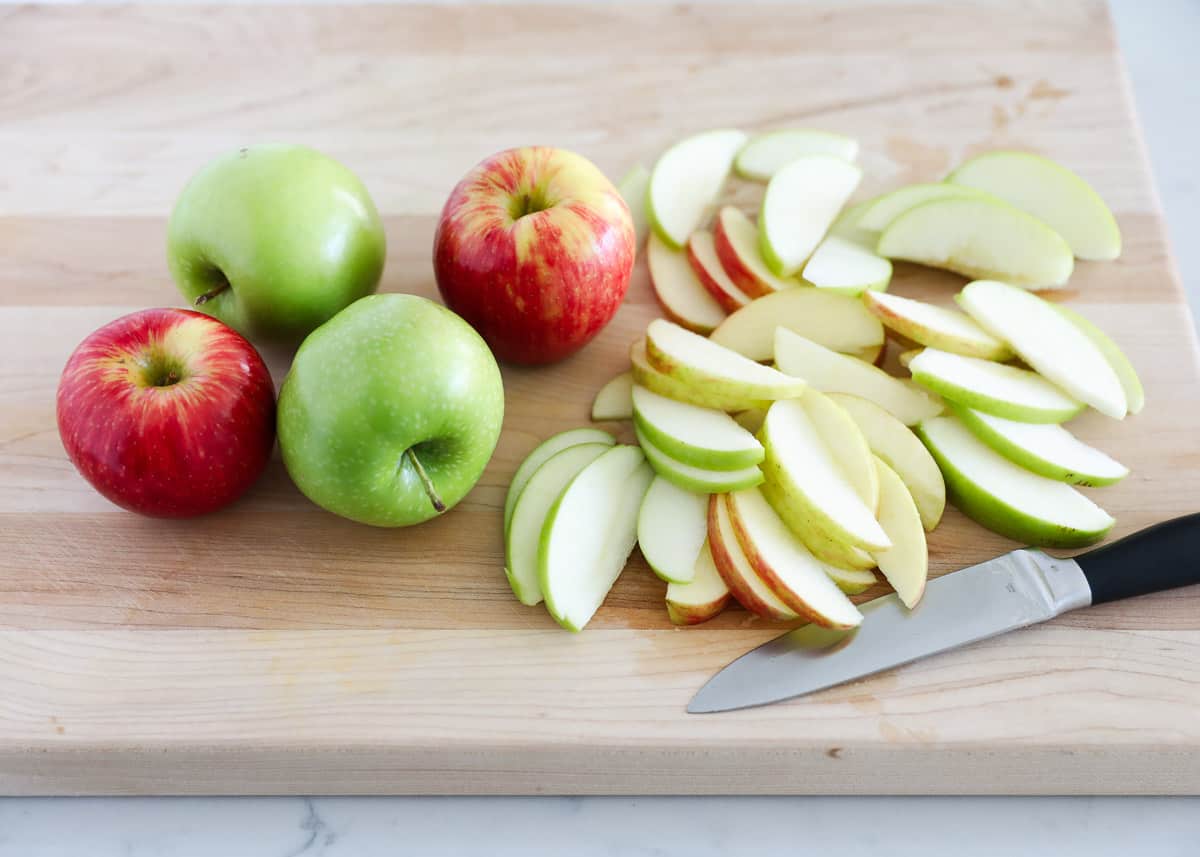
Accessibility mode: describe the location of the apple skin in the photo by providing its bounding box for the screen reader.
[168,144,387,342]
[56,308,276,517]
[433,146,636,365]
[277,294,504,527]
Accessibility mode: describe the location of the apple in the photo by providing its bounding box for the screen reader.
[504,427,615,534]
[856,182,992,232]
[647,233,726,334]
[917,415,1114,548]
[950,404,1128,486]
[876,197,1073,289]
[802,236,893,296]
[505,442,612,605]
[712,206,803,297]
[957,279,1127,419]
[827,198,878,249]
[734,129,859,181]
[869,456,928,608]
[631,385,763,470]
[709,287,884,362]
[1053,304,1144,414]
[277,294,504,526]
[647,129,747,248]
[637,475,709,584]
[759,155,862,276]
[763,477,879,571]
[634,425,764,494]
[167,144,386,342]
[687,231,753,313]
[863,291,1012,360]
[707,494,799,620]
[774,328,943,425]
[665,541,731,625]
[434,146,635,365]
[818,563,878,596]
[56,308,276,517]
[907,347,1084,424]
[539,445,654,631]
[630,339,771,412]
[947,151,1121,261]
[591,372,634,421]
[801,390,879,512]
[616,163,651,246]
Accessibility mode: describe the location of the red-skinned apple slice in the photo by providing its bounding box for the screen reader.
[709,288,884,363]
[665,540,731,625]
[713,206,803,297]
[687,231,753,313]
[630,339,771,412]
[707,494,798,621]
[647,232,726,334]
[864,291,1012,361]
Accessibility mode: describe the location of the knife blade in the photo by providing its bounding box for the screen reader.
[689,513,1200,714]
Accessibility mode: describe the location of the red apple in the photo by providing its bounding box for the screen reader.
[56,308,276,517]
[433,146,636,365]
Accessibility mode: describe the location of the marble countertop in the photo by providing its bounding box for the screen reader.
[1,0,1197,854]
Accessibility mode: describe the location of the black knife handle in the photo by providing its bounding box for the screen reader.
[1075,513,1200,606]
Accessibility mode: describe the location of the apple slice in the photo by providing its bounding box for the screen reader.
[687,230,753,312]
[800,390,879,512]
[877,197,1073,289]
[947,151,1121,261]
[712,206,802,297]
[760,155,862,276]
[591,371,633,421]
[632,385,763,470]
[821,564,878,596]
[726,488,863,628]
[869,456,928,608]
[630,339,770,412]
[710,288,884,362]
[665,540,731,625]
[908,347,1083,423]
[635,425,763,494]
[637,475,709,584]
[616,163,651,246]
[763,477,880,571]
[917,415,1115,548]
[647,128,748,249]
[828,393,945,530]
[775,328,943,425]
[647,232,726,334]
[857,182,992,232]
[504,427,615,534]
[708,494,798,620]
[802,236,893,296]
[734,129,859,181]
[540,445,655,631]
[951,404,1129,486]
[646,318,807,402]
[827,199,878,249]
[957,279,1127,419]
[1053,304,1144,414]
[863,291,1012,360]
[505,442,612,606]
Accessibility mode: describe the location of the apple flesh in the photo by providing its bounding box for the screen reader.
[827,199,878,250]
[713,206,803,297]
[504,427,615,534]
[632,385,763,470]
[707,494,798,620]
[616,163,651,246]
[709,287,884,362]
[1053,304,1144,414]
[57,308,276,517]
[857,182,992,232]
[687,230,753,313]
[637,475,709,584]
[665,541,731,625]
[734,129,859,181]
[647,232,726,334]
[635,425,764,494]
[648,129,748,249]
[799,390,879,512]
[759,155,862,276]
[630,339,770,412]
[863,291,1011,361]
[591,372,634,421]
[802,236,893,296]
[869,456,928,608]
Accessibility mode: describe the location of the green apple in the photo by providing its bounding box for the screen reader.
[947,151,1121,261]
[616,163,651,246]
[957,279,1127,418]
[917,415,1115,548]
[950,404,1128,486]
[710,287,884,362]
[648,129,748,249]
[869,456,928,608]
[827,198,878,249]
[665,541,731,625]
[630,339,771,412]
[634,425,763,494]
[799,390,879,512]
[505,427,615,534]
[707,494,799,621]
[856,182,993,231]
[802,236,893,296]
[168,144,386,341]
[876,197,1073,289]
[908,347,1083,423]
[647,232,726,334]
[539,445,654,631]
[632,385,763,470]
[759,155,862,276]
[734,129,859,181]
[591,372,634,422]
[1053,304,1144,414]
[637,475,709,584]
[277,294,503,526]
[863,291,1012,360]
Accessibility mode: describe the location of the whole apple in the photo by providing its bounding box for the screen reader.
[167,144,387,342]
[277,294,504,527]
[56,308,277,517]
[433,146,635,365]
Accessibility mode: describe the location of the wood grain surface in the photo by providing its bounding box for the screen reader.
[1,2,1198,794]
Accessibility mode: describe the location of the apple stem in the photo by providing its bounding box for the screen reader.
[404,447,446,513]
[194,280,230,306]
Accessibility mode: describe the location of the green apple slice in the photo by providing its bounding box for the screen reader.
[775,328,943,425]
[802,236,893,296]
[827,199,878,249]
[863,291,1012,360]
[760,155,862,276]
[726,487,863,629]
[505,442,612,606]
[591,371,633,421]
[762,476,880,571]
[710,286,884,362]
[957,279,1127,419]
[647,232,726,334]
[637,475,709,584]
[712,206,803,297]
[877,197,1073,289]
[908,347,1083,423]
[828,393,945,531]
[869,456,928,608]
[1053,304,1144,414]
[632,385,763,470]
[504,427,615,534]
[951,404,1128,486]
[821,564,878,596]
[687,230,753,313]
[630,339,771,412]
[857,182,993,231]
[917,415,1115,548]
[734,129,859,181]
[947,151,1121,261]
[648,129,748,249]
[708,494,799,620]
[646,318,807,402]
[617,163,651,246]
[800,390,879,512]
[665,540,731,625]
[540,445,655,631]
[635,425,763,494]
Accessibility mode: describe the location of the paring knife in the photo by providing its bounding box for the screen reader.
[689,513,1200,714]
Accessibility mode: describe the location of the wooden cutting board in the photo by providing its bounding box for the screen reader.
[2,2,1198,795]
